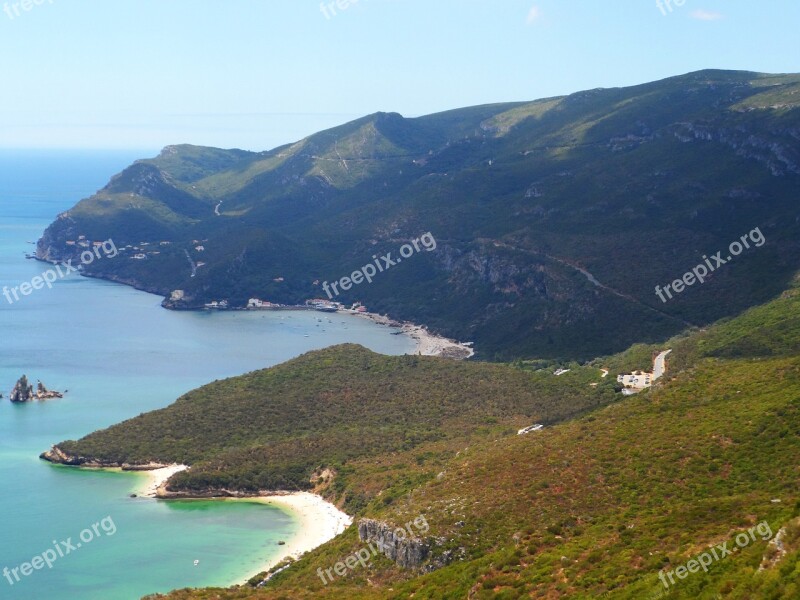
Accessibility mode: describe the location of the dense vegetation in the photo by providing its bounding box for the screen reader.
[38,70,800,360]
[135,285,800,599]
[54,345,619,506]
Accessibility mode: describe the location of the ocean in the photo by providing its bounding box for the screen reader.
[0,150,415,600]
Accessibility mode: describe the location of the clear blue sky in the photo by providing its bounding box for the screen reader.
[1,0,797,152]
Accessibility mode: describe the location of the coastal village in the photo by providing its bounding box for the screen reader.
[241,298,368,314]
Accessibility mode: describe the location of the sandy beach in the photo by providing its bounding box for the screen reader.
[138,464,189,498]
[137,467,352,584]
[241,492,352,582]
[349,310,475,359]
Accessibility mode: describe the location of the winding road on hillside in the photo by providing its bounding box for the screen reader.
[492,241,695,328]
[653,349,673,380]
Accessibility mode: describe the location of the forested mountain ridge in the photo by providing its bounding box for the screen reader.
[38,70,800,359]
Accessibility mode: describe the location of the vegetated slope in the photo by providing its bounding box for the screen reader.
[37,70,800,360]
[44,346,618,507]
[142,284,800,600]
[599,276,800,375]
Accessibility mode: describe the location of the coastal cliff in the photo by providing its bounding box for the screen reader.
[40,445,169,471]
[357,518,460,571]
[357,518,431,569]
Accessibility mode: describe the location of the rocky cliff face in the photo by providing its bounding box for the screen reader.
[357,518,461,571]
[358,518,430,568]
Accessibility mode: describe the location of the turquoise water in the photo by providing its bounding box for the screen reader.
[0,150,415,600]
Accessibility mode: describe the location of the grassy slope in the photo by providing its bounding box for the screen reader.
[136,285,800,599]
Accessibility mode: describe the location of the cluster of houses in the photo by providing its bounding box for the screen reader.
[204,300,229,310]
[304,299,369,312]
[64,237,175,261]
[243,298,369,314]
[64,237,218,263]
[247,298,283,309]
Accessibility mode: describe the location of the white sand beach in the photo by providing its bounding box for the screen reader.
[241,492,353,582]
[135,467,351,584]
[138,464,189,498]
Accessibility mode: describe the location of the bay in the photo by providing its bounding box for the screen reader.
[0,150,415,600]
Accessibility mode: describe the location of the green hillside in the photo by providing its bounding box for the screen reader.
[44,345,619,509]
[37,70,800,360]
[40,282,800,599]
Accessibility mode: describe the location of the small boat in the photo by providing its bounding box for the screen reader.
[194,560,199,566]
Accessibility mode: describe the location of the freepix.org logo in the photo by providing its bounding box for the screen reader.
[3,0,54,21]
[3,239,118,305]
[322,233,437,300]
[3,516,117,587]
[654,228,765,304]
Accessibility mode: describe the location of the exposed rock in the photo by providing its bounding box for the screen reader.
[9,376,63,402]
[356,518,462,572]
[39,445,167,471]
[759,517,800,571]
[358,518,431,569]
[10,375,33,403]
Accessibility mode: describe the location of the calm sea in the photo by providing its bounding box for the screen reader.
[0,150,415,600]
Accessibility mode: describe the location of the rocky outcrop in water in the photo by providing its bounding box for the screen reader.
[9,376,63,403]
[10,375,33,403]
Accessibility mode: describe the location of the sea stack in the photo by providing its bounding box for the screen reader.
[9,375,63,402]
[10,375,34,403]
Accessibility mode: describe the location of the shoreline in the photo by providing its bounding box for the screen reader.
[31,258,475,359]
[138,464,189,498]
[233,493,352,584]
[135,467,352,585]
[347,310,475,359]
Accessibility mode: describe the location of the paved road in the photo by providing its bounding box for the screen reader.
[653,349,673,380]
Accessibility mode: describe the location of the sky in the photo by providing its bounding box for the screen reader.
[0,0,798,153]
